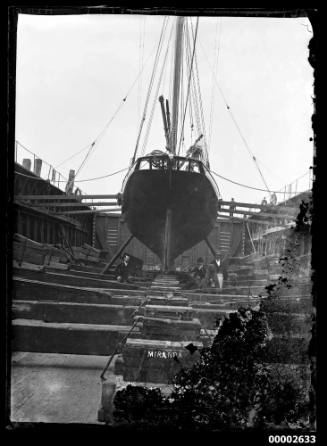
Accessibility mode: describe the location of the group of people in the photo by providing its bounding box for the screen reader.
[115,252,227,290]
[190,255,227,289]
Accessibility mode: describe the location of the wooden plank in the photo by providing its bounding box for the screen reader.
[219,216,287,226]
[218,208,296,219]
[20,201,118,208]
[219,200,298,213]
[56,208,122,215]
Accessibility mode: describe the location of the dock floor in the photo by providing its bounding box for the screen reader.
[10,352,116,424]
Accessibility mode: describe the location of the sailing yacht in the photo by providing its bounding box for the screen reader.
[120,17,220,271]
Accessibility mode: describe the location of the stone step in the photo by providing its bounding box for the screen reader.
[150,286,181,291]
[140,317,202,341]
[183,286,266,298]
[13,278,146,306]
[224,279,268,286]
[12,319,139,356]
[143,304,194,321]
[147,296,189,306]
[184,292,262,304]
[266,311,312,335]
[13,269,141,290]
[152,279,180,284]
[261,297,313,314]
[266,284,312,297]
[12,300,137,326]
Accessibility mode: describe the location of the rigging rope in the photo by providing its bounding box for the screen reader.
[14,167,128,183]
[177,17,199,156]
[140,25,173,155]
[132,17,169,164]
[190,20,209,166]
[55,142,94,169]
[44,29,162,174]
[137,15,146,124]
[211,169,308,194]
[15,165,310,194]
[255,157,287,184]
[179,45,185,151]
[208,17,221,152]
[185,26,201,144]
[199,40,271,193]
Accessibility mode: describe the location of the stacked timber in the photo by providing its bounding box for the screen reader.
[13,234,48,266]
[71,243,102,263]
[13,233,108,270]
[13,233,70,269]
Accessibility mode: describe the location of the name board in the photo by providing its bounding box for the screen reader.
[147,350,183,359]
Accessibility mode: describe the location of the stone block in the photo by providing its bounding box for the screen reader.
[11,319,137,355]
[120,338,202,384]
[144,304,194,321]
[12,300,137,326]
[141,317,202,341]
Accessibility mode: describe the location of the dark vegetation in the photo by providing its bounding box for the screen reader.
[114,306,311,430]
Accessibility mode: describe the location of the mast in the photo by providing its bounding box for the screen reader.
[162,16,185,272]
[170,16,184,155]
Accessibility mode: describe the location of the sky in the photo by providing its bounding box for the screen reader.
[15,13,314,205]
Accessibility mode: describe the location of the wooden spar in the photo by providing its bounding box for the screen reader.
[218,208,295,220]
[159,96,170,150]
[161,16,184,271]
[14,194,119,200]
[166,99,171,135]
[219,200,297,213]
[204,236,217,258]
[170,16,184,154]
[245,223,256,253]
[56,208,122,215]
[218,215,289,226]
[15,194,298,215]
[101,234,134,274]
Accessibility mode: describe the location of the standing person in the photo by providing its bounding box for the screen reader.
[191,257,206,288]
[205,256,223,288]
[205,254,226,289]
[116,253,131,282]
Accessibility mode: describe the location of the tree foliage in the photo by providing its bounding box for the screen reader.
[113,306,310,430]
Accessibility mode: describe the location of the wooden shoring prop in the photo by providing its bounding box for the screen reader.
[101,234,134,274]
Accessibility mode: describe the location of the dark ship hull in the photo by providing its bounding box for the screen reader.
[121,155,219,269]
